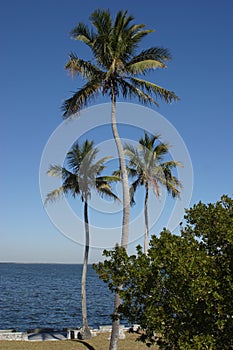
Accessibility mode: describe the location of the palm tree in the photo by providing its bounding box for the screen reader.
[45,140,119,339]
[62,10,179,349]
[124,132,182,255]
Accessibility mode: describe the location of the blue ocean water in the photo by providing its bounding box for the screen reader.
[0,263,114,332]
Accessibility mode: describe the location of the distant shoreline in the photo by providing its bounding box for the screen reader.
[0,262,93,265]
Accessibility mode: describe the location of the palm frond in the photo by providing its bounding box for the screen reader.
[80,139,95,155]
[97,175,121,183]
[127,23,145,33]
[96,184,120,202]
[45,187,65,205]
[126,59,165,75]
[127,166,138,179]
[66,141,95,172]
[161,160,183,169]
[90,9,112,35]
[88,11,113,67]
[47,165,74,182]
[95,176,120,202]
[139,132,160,151]
[91,154,110,168]
[81,144,99,166]
[157,162,183,198]
[124,143,145,171]
[118,78,159,106]
[152,142,170,161]
[62,79,102,118]
[126,47,171,67]
[70,22,96,46]
[84,155,112,179]
[124,142,138,155]
[129,77,179,103]
[138,134,158,167]
[164,175,182,198]
[47,165,63,178]
[129,29,154,48]
[130,177,142,205]
[88,10,113,68]
[112,168,121,177]
[65,54,105,80]
[112,10,134,58]
[63,173,80,197]
[121,29,154,62]
[112,10,153,59]
[114,10,134,32]
[150,177,161,197]
[113,165,138,180]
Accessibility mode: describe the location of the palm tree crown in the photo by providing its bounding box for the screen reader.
[62,9,179,117]
[126,133,182,200]
[124,132,183,254]
[46,139,119,203]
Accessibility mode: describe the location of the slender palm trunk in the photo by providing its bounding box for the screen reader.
[109,93,131,350]
[111,93,130,248]
[144,182,149,255]
[81,198,91,339]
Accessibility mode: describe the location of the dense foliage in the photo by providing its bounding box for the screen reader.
[94,195,233,349]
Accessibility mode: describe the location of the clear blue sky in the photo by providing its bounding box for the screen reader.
[1,0,233,263]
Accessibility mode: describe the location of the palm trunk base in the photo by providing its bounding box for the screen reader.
[109,291,121,350]
[109,319,119,350]
[79,325,92,340]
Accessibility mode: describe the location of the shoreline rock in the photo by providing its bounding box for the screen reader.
[0,324,133,341]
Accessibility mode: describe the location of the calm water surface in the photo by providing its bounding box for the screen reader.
[0,263,114,331]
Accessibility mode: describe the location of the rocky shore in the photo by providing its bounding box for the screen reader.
[0,325,137,341]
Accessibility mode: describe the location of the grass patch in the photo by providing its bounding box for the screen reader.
[0,332,159,349]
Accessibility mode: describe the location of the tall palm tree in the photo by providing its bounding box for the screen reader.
[124,132,182,255]
[62,10,179,349]
[45,140,119,339]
